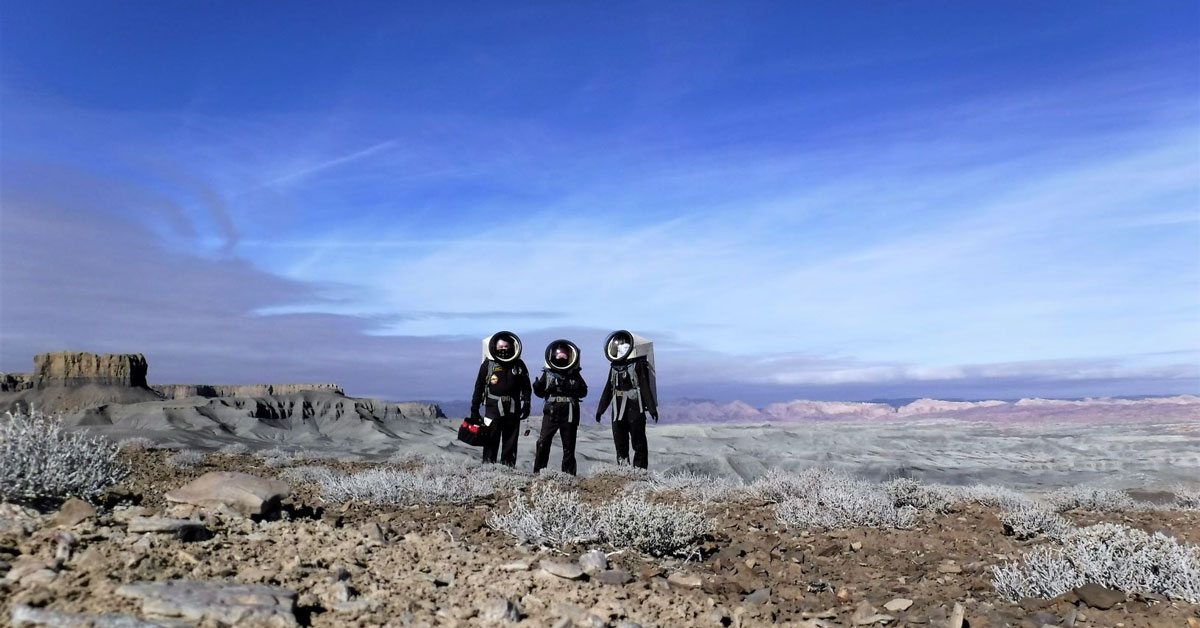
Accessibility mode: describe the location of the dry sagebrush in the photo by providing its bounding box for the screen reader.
[487,484,599,547]
[117,437,155,452]
[595,492,715,557]
[625,469,748,503]
[755,468,916,530]
[1000,503,1072,540]
[166,449,207,469]
[488,485,714,558]
[993,523,1200,603]
[316,465,530,506]
[0,411,129,505]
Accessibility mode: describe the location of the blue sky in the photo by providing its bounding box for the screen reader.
[1,2,1197,402]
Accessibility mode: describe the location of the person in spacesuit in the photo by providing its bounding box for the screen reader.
[532,340,587,475]
[470,331,532,466]
[595,330,658,469]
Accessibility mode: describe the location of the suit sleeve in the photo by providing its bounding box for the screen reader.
[596,369,613,418]
[533,371,547,399]
[470,361,488,412]
[519,360,533,405]
[575,373,588,399]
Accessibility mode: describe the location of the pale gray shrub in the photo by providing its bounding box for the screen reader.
[316,466,529,505]
[1000,503,1073,540]
[0,411,130,505]
[749,467,825,503]
[280,465,346,485]
[628,470,748,503]
[217,442,249,455]
[587,463,650,480]
[166,450,207,469]
[883,478,959,512]
[487,485,599,547]
[757,468,916,530]
[992,523,1200,603]
[256,447,295,467]
[955,484,1037,510]
[596,493,715,557]
[1044,486,1139,513]
[992,546,1086,600]
[533,469,579,488]
[1171,485,1200,511]
[117,437,154,452]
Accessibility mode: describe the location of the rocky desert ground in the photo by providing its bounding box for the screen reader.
[2,352,1199,627]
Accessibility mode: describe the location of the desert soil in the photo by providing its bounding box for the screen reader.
[2,449,1198,628]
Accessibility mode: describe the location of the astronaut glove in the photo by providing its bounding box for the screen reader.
[470,408,481,422]
[594,415,602,423]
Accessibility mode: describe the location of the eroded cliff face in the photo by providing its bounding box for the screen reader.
[153,384,345,399]
[33,351,149,388]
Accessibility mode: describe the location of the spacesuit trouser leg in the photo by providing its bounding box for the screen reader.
[533,413,561,473]
[611,416,630,465]
[558,417,578,475]
[481,407,505,464]
[628,414,648,469]
[498,417,521,467]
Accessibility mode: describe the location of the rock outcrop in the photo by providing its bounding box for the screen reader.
[0,372,35,392]
[153,383,345,399]
[34,351,149,387]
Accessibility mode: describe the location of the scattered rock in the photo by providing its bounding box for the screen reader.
[593,569,633,585]
[5,558,60,586]
[11,604,173,627]
[817,543,841,557]
[499,561,531,572]
[744,588,771,604]
[541,560,585,580]
[850,601,894,625]
[948,602,965,628]
[639,566,664,580]
[578,549,607,575]
[163,472,290,517]
[480,598,523,622]
[128,517,206,535]
[359,521,387,544]
[836,587,852,603]
[54,531,76,562]
[1073,583,1125,610]
[884,598,913,612]
[117,580,297,626]
[53,498,97,528]
[667,572,703,589]
[937,561,962,574]
[850,541,863,551]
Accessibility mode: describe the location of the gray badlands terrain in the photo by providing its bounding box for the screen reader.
[3,352,1199,491]
[1,352,1198,627]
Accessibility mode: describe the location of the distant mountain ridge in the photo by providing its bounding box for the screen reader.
[438,395,1200,424]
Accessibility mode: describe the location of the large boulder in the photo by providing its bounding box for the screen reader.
[164,472,290,517]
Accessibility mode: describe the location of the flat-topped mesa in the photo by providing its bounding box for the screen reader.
[153,383,345,400]
[34,351,149,388]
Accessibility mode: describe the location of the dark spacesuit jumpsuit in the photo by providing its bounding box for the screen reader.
[471,358,531,466]
[532,367,587,475]
[595,357,658,468]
